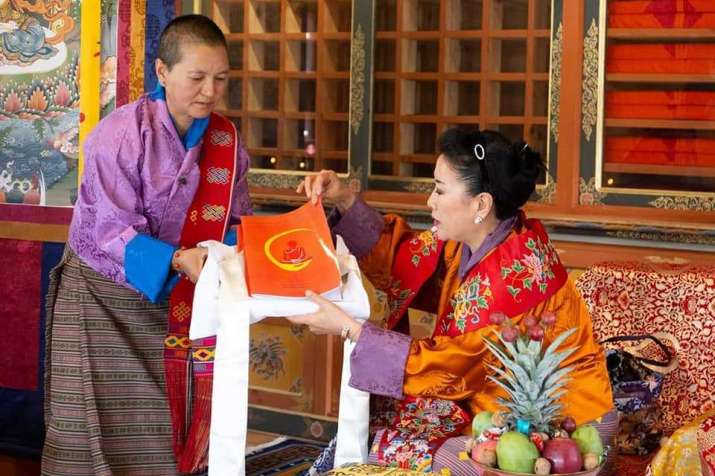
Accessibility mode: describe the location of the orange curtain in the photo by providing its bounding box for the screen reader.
[605,137,715,168]
[606,91,715,121]
[607,44,715,74]
[608,0,715,28]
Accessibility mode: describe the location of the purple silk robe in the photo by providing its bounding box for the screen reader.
[68,93,252,287]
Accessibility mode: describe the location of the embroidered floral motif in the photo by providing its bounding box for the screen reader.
[501,236,558,302]
[376,397,469,471]
[699,414,715,473]
[577,262,715,434]
[408,230,438,267]
[249,335,286,380]
[646,410,715,476]
[378,430,433,471]
[445,273,492,333]
[417,370,467,397]
[400,398,469,439]
[386,277,413,317]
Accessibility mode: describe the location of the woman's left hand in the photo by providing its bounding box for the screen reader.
[172,247,208,283]
[287,291,363,341]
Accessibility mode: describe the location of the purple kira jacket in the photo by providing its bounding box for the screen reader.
[68,87,252,302]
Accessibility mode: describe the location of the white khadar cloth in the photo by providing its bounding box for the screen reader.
[190,236,371,475]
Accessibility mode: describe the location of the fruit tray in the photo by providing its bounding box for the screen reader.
[471,461,603,476]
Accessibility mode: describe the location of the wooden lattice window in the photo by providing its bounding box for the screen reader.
[213,0,352,174]
[371,0,552,182]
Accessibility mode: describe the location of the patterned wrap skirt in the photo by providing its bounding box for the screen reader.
[41,249,180,476]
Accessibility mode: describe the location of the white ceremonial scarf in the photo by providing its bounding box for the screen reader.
[191,237,371,475]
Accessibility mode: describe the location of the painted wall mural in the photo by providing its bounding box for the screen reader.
[100,0,117,119]
[0,0,81,206]
[0,0,122,207]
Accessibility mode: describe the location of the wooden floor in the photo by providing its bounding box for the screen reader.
[0,430,283,476]
[247,429,284,446]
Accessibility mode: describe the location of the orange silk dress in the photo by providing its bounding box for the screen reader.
[358,213,614,428]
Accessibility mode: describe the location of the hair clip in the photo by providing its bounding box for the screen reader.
[522,143,529,152]
[474,144,485,161]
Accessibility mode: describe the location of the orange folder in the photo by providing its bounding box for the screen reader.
[238,201,341,298]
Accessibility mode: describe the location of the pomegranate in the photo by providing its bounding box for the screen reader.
[542,438,583,473]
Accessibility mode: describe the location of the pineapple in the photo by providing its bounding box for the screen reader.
[482,318,578,434]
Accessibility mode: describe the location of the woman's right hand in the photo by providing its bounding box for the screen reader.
[286,291,363,342]
[172,247,208,283]
[296,169,356,213]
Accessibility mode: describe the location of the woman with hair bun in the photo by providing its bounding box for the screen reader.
[292,127,616,474]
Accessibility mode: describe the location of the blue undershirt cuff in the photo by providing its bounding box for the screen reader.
[125,234,177,303]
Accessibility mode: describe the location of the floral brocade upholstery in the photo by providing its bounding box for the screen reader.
[576,261,715,476]
[576,261,715,433]
[325,464,441,475]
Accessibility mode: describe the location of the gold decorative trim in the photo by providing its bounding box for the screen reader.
[404,181,434,194]
[579,177,608,206]
[648,196,715,212]
[581,19,599,142]
[606,231,715,246]
[346,165,364,193]
[349,24,366,135]
[248,172,304,189]
[645,255,690,265]
[248,167,361,191]
[549,22,563,144]
[536,172,557,204]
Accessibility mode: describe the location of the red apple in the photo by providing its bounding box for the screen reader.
[542,438,583,473]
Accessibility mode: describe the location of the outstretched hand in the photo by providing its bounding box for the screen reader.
[296,169,356,213]
[286,290,363,341]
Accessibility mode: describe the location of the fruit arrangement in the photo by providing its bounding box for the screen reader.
[466,312,607,475]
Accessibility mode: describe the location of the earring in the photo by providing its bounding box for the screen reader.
[474,215,483,225]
